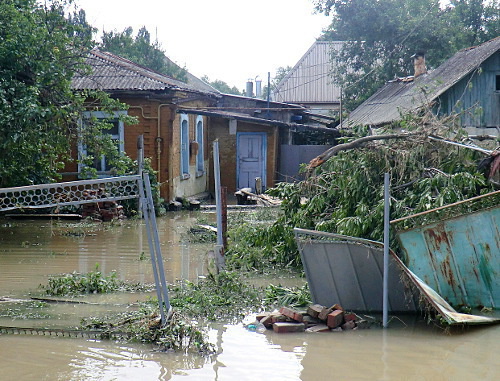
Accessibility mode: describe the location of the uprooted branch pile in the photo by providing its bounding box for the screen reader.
[226,115,499,271]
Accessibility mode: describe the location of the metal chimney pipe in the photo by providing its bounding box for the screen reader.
[246,80,254,97]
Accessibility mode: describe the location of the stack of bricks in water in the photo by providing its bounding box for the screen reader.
[257,304,372,333]
[81,189,125,221]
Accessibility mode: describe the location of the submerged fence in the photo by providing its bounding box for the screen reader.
[0,175,140,212]
[0,174,171,326]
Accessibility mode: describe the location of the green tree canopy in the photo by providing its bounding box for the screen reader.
[315,0,499,111]
[0,0,133,187]
[260,66,292,100]
[100,26,188,81]
[201,76,243,95]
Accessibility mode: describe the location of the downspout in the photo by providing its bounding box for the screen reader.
[128,104,170,185]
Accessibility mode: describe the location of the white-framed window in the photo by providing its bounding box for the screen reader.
[195,115,204,176]
[180,113,190,179]
[78,110,126,177]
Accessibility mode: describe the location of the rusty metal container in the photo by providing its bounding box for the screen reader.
[398,206,499,309]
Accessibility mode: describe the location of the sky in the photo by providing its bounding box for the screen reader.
[78,0,332,89]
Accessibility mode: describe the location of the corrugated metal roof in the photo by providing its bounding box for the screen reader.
[177,108,338,134]
[273,41,343,104]
[344,36,500,127]
[71,50,216,95]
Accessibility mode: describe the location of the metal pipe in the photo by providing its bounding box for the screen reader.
[390,189,500,224]
[137,135,144,217]
[266,72,271,118]
[144,172,171,316]
[137,176,165,324]
[214,140,223,246]
[128,104,170,184]
[213,140,225,269]
[428,135,493,154]
[383,173,390,328]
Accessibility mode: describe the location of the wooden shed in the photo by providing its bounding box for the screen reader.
[343,37,500,136]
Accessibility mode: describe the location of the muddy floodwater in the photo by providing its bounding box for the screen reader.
[0,213,499,380]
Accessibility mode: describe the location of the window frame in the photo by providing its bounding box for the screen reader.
[78,110,126,178]
[180,113,190,179]
[195,115,204,177]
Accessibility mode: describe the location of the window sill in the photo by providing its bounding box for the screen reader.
[181,173,191,180]
[196,171,204,178]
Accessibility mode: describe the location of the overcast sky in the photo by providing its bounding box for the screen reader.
[78,0,332,89]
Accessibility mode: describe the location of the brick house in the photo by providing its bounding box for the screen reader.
[68,49,220,202]
[69,50,338,201]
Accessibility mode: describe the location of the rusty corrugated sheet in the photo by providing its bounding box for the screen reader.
[398,206,500,309]
[295,228,500,325]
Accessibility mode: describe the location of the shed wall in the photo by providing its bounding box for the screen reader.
[438,52,500,130]
[208,119,278,193]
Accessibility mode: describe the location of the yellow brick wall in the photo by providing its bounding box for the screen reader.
[208,118,277,193]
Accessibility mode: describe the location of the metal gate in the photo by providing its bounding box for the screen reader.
[0,174,171,325]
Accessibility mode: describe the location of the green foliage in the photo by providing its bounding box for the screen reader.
[264,283,311,308]
[41,264,153,296]
[77,99,138,180]
[315,0,499,111]
[0,0,134,188]
[101,26,188,81]
[184,227,216,244]
[201,75,242,95]
[153,312,214,353]
[170,271,262,322]
[260,66,292,100]
[0,300,51,320]
[228,120,497,268]
[225,208,302,271]
[80,303,214,354]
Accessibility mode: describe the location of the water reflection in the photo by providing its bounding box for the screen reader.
[1,215,500,380]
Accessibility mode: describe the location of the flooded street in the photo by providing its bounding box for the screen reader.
[1,213,499,380]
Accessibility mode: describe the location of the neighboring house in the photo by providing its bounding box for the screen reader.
[69,49,220,202]
[68,50,338,202]
[272,41,343,116]
[343,37,500,136]
[179,93,339,193]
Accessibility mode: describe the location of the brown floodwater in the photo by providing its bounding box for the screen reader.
[0,213,499,380]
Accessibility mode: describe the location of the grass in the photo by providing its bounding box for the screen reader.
[40,264,154,296]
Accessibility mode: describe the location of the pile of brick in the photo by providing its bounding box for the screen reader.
[81,201,125,221]
[80,188,125,221]
[256,304,373,333]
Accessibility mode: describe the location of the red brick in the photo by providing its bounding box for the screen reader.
[273,322,305,333]
[271,314,288,324]
[327,310,345,329]
[305,324,330,333]
[279,307,303,322]
[307,304,324,319]
[330,303,344,311]
[260,314,274,328]
[344,313,358,322]
[318,307,333,321]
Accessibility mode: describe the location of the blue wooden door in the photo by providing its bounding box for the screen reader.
[237,133,266,191]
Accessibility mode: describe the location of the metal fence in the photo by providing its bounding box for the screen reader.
[0,174,171,325]
[0,175,140,212]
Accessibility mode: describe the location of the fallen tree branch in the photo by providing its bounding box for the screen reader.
[308,132,421,169]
